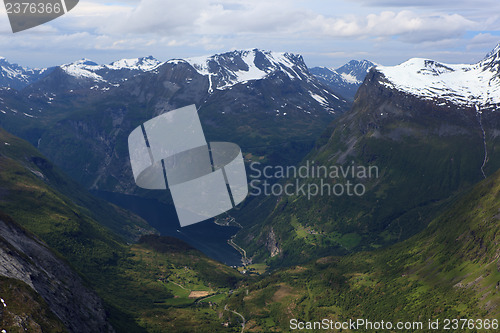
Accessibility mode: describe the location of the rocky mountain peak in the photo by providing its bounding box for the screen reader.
[180,48,311,92]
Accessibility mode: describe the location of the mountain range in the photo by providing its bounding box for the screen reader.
[0,57,54,90]
[0,50,369,109]
[0,49,353,193]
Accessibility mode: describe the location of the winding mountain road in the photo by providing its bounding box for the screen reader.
[224,304,246,332]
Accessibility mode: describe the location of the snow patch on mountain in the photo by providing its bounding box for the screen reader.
[377,46,500,108]
[340,72,361,84]
[221,50,267,86]
[181,56,211,76]
[61,59,104,81]
[108,56,162,71]
[309,91,328,105]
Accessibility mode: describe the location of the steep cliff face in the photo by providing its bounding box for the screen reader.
[265,228,281,258]
[0,276,67,332]
[0,213,114,333]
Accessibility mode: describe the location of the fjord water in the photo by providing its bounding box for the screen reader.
[93,191,242,266]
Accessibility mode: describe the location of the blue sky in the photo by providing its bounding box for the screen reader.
[1,0,499,69]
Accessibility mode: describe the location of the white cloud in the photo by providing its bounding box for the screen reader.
[193,1,310,34]
[348,0,499,8]
[0,0,497,68]
[466,33,500,51]
[57,1,478,48]
[310,10,475,42]
[102,0,207,34]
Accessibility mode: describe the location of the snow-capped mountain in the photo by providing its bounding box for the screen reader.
[167,49,347,116]
[171,49,314,92]
[310,60,375,100]
[163,49,347,114]
[60,55,162,83]
[61,59,104,81]
[0,57,54,90]
[376,45,500,109]
[57,50,318,91]
[21,55,163,96]
[108,56,163,71]
[22,49,347,116]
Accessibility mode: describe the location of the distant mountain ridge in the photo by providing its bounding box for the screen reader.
[9,46,500,109]
[60,56,163,83]
[0,51,368,102]
[0,57,54,90]
[0,51,374,111]
[310,60,375,100]
[159,49,347,114]
[0,55,164,97]
[8,49,348,113]
[26,49,347,114]
[178,49,315,91]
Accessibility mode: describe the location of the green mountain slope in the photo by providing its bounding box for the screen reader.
[0,127,245,332]
[0,127,153,243]
[226,168,500,331]
[236,67,500,266]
